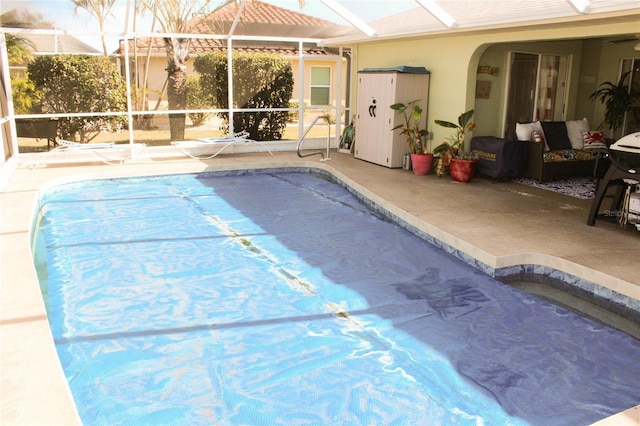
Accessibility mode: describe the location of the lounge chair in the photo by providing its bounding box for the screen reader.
[171,131,273,159]
[46,140,146,165]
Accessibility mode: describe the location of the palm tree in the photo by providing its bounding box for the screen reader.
[6,33,35,66]
[142,0,308,141]
[141,0,221,140]
[72,0,117,56]
[7,33,38,114]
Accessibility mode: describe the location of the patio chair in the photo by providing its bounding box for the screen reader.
[50,140,146,165]
[171,131,273,159]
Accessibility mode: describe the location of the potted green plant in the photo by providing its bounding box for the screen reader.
[433,109,477,182]
[589,71,639,139]
[390,100,433,175]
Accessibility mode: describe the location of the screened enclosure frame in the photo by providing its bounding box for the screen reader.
[1,0,355,165]
[1,26,350,147]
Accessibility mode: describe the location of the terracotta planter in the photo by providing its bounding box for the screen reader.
[411,153,434,175]
[449,158,477,182]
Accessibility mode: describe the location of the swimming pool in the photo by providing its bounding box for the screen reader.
[34,170,640,425]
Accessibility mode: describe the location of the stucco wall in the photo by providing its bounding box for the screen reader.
[349,14,640,149]
[351,35,474,151]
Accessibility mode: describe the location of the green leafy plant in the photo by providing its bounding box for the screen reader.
[589,71,638,136]
[27,54,127,142]
[10,77,40,115]
[194,52,294,141]
[186,74,212,127]
[390,100,430,154]
[433,109,477,160]
[6,33,35,67]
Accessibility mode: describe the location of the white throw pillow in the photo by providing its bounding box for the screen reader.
[516,122,535,141]
[516,121,548,150]
[566,118,589,150]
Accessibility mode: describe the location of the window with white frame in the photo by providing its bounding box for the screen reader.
[310,66,331,106]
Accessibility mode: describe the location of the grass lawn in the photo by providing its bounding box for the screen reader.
[18,120,338,153]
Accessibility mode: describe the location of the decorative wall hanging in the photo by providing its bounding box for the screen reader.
[477,65,499,76]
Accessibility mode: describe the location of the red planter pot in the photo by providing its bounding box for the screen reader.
[411,153,434,175]
[449,159,477,182]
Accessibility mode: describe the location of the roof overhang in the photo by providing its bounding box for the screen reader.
[320,1,640,46]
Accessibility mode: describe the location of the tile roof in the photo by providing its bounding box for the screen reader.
[119,0,349,56]
[121,37,330,57]
[199,0,337,30]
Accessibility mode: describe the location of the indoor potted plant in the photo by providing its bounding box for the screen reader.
[433,109,477,182]
[589,71,639,139]
[390,100,433,175]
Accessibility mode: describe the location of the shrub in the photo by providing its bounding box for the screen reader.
[288,100,305,122]
[186,74,212,127]
[194,52,294,140]
[11,77,39,115]
[27,54,127,142]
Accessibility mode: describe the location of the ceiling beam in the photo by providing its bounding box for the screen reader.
[320,0,377,37]
[414,0,457,28]
[566,0,591,14]
[228,0,248,37]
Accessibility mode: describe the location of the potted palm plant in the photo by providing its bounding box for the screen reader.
[589,71,639,139]
[390,100,433,175]
[433,109,477,182]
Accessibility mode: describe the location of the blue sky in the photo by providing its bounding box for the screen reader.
[2,1,415,29]
[2,0,415,51]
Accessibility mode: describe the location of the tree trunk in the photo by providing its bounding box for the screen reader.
[164,37,190,141]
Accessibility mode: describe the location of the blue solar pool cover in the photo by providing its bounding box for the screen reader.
[37,171,640,425]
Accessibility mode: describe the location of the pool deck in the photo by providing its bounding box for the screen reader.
[1,149,639,425]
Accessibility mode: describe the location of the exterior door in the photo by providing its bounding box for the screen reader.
[503,52,568,140]
[504,53,538,140]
